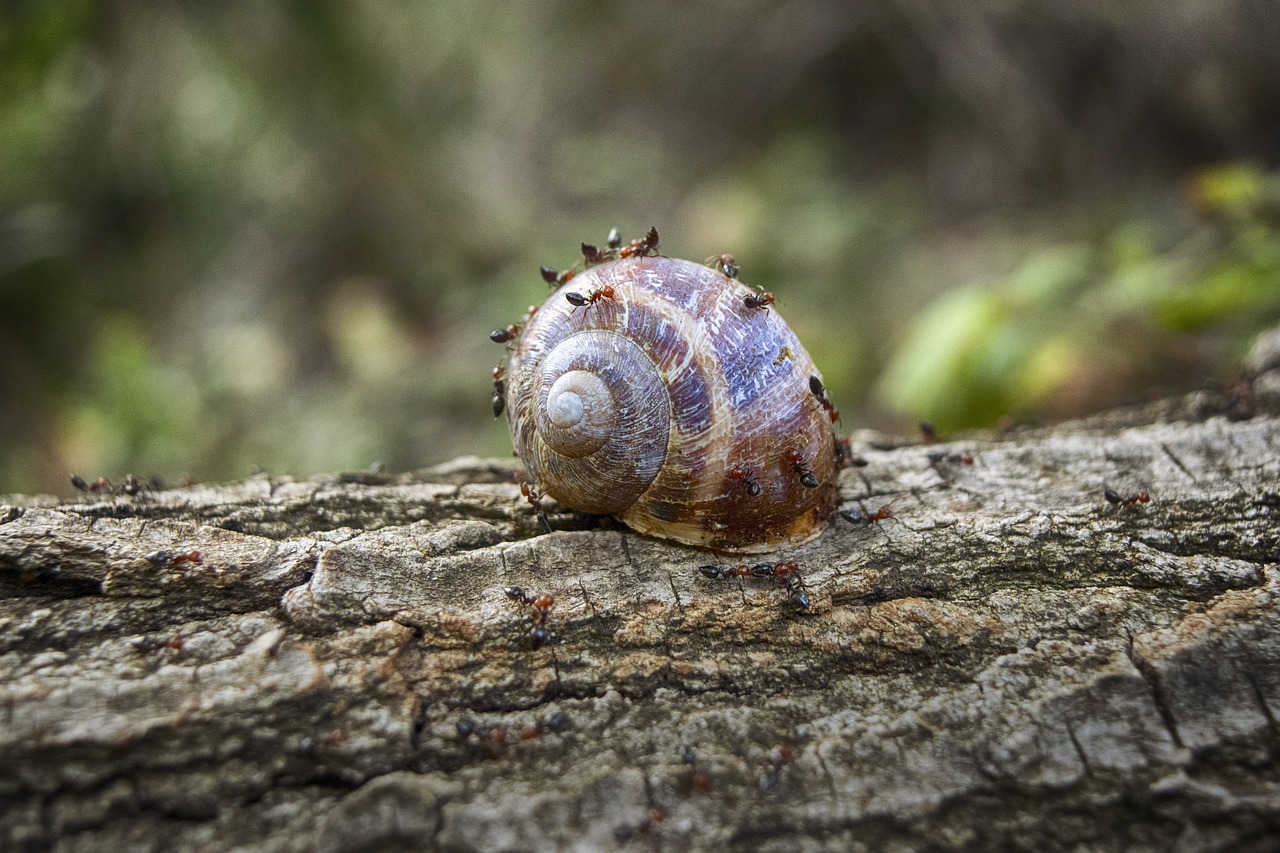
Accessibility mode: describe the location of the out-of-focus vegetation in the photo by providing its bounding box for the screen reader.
[2,1,1278,494]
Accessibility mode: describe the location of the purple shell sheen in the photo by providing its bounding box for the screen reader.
[505,256,837,553]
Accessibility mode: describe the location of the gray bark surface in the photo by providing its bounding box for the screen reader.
[4,330,1280,852]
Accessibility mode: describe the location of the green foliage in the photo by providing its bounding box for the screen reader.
[879,163,1280,430]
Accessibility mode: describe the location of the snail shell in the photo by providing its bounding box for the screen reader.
[504,256,837,553]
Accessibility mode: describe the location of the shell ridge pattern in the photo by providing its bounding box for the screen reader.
[505,254,836,552]
[617,264,728,528]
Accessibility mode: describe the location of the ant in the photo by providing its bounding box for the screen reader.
[927,450,974,466]
[769,560,811,610]
[1104,489,1150,510]
[808,375,840,423]
[564,284,616,311]
[490,324,521,344]
[143,549,203,566]
[773,346,793,365]
[839,503,895,526]
[580,242,611,266]
[699,560,812,610]
[121,473,144,496]
[919,421,938,445]
[707,254,739,279]
[503,586,555,649]
[782,448,819,489]
[71,474,114,495]
[681,745,713,793]
[613,807,667,843]
[516,476,552,533]
[618,226,659,259]
[833,436,867,470]
[540,265,576,287]
[726,465,762,497]
[492,366,506,418]
[743,289,775,311]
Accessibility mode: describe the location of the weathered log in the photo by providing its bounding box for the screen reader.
[3,331,1280,852]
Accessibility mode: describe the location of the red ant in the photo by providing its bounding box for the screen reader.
[564,284,615,311]
[516,476,552,533]
[919,421,938,445]
[490,324,521,344]
[491,366,506,418]
[833,437,867,470]
[143,549,203,566]
[839,503,894,526]
[540,265,576,287]
[580,242,611,266]
[726,465,762,496]
[707,254,739,279]
[782,448,819,489]
[926,450,975,466]
[699,560,812,610]
[503,586,555,649]
[808,375,840,423]
[618,226,659,259]
[681,745,713,793]
[613,807,667,843]
[743,290,775,311]
[1104,489,1150,509]
[121,473,144,496]
[71,474,113,495]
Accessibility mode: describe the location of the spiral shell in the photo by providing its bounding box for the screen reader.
[504,255,837,553]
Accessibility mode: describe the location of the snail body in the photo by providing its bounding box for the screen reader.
[502,253,837,553]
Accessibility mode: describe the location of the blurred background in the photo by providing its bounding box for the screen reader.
[2,0,1279,495]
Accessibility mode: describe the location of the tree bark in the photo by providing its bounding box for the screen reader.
[4,331,1280,853]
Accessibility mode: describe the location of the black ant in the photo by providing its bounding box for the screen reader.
[71,474,114,495]
[491,366,506,418]
[540,265,576,287]
[564,284,616,311]
[681,745,713,793]
[516,476,552,533]
[926,450,974,466]
[580,242,610,266]
[490,324,521,344]
[743,290,775,311]
[503,586,555,649]
[782,448,819,489]
[839,503,895,526]
[1104,489,1150,510]
[613,807,667,843]
[699,560,812,610]
[808,375,840,423]
[726,465,762,497]
[707,254,739,279]
[617,225,659,259]
[833,436,867,470]
[144,549,203,566]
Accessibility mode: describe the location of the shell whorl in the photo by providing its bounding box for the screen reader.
[505,255,837,553]
[527,330,670,513]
